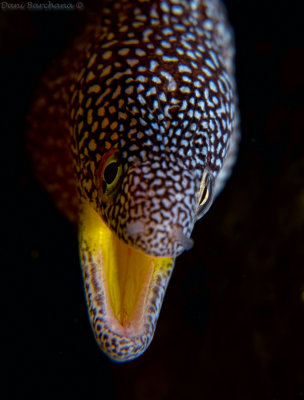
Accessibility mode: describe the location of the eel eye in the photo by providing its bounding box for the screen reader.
[100,152,122,199]
[196,172,214,220]
[104,162,118,185]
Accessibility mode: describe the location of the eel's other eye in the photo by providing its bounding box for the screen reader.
[100,152,122,199]
[196,172,214,220]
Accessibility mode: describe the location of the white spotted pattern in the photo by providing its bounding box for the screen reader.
[29,0,240,363]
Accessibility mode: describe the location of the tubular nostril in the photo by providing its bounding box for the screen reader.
[172,227,194,251]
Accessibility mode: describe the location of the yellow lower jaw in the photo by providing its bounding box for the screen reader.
[79,202,172,332]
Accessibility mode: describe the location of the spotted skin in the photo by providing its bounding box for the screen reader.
[27,0,239,362]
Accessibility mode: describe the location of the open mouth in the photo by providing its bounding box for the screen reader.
[78,201,175,362]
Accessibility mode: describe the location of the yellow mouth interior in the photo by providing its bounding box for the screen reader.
[79,202,172,327]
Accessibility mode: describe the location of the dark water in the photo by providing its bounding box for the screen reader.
[1,1,304,399]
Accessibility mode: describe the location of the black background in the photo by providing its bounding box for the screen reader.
[1,0,304,399]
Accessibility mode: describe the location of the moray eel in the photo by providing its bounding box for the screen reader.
[27,0,239,362]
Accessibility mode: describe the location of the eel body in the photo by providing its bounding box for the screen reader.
[27,0,239,362]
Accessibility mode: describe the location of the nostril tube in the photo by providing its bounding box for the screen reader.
[173,227,194,251]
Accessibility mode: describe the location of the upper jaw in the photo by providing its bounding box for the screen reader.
[126,220,194,257]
